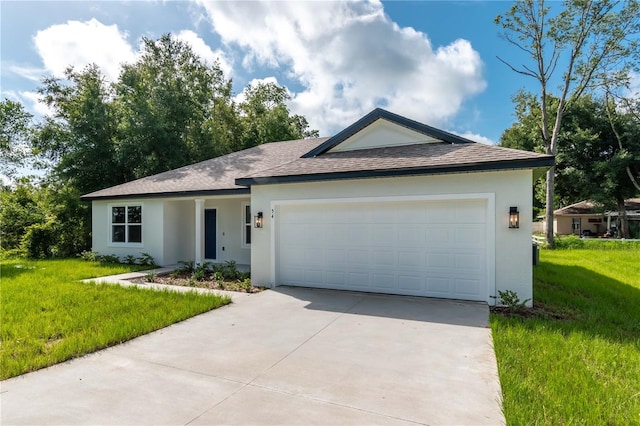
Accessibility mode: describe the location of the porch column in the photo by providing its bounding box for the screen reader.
[195,199,204,264]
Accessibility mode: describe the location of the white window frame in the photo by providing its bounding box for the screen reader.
[108,203,144,247]
[241,202,251,249]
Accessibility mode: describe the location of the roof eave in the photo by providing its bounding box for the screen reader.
[81,187,250,202]
[302,108,475,158]
[235,157,556,187]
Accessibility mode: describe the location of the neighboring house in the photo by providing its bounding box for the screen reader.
[82,108,554,305]
[551,200,607,236]
[545,198,640,236]
[605,198,640,236]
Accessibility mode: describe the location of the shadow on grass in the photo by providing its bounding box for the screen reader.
[0,262,38,280]
[494,261,640,344]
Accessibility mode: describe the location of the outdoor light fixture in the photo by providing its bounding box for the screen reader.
[254,211,263,228]
[509,206,520,229]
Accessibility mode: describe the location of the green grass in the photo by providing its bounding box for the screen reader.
[491,248,640,424]
[0,258,230,379]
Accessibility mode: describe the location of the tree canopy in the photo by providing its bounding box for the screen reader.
[500,93,640,237]
[1,33,317,258]
[495,0,640,245]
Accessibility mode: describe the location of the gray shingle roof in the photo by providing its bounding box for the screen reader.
[554,200,602,215]
[236,142,554,186]
[555,198,640,215]
[81,138,328,200]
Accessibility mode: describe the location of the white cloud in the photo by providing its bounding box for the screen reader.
[233,76,281,105]
[195,0,486,135]
[33,18,136,81]
[174,30,233,77]
[3,64,46,82]
[452,131,495,145]
[3,90,55,117]
[624,71,640,99]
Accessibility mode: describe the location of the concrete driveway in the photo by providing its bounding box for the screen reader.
[0,287,504,425]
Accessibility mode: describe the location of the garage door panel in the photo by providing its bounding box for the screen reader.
[454,253,482,270]
[455,278,482,297]
[454,226,484,246]
[326,271,346,286]
[373,273,395,288]
[426,227,451,245]
[373,226,394,243]
[277,199,488,301]
[398,226,424,246]
[373,250,394,266]
[348,272,370,287]
[427,252,452,268]
[349,224,372,244]
[326,224,350,244]
[326,249,347,264]
[426,276,452,295]
[398,275,422,291]
[348,249,370,265]
[398,250,424,268]
[397,205,427,223]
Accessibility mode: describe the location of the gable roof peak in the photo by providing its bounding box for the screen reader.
[303,108,474,158]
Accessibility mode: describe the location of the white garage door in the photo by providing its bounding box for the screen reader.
[276,199,489,301]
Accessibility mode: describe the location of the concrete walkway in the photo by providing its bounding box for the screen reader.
[0,287,504,425]
[81,267,253,300]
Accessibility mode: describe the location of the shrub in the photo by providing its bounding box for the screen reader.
[123,255,137,265]
[79,250,99,262]
[492,289,531,313]
[221,260,240,280]
[21,221,57,259]
[138,252,156,267]
[99,254,120,263]
[178,260,195,274]
[239,278,253,293]
[553,236,640,250]
[554,235,585,249]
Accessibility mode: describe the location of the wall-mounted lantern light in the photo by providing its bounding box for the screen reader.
[254,211,263,228]
[509,206,520,229]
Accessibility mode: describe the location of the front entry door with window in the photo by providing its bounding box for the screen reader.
[205,209,217,259]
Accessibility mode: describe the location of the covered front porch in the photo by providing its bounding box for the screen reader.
[89,194,253,267]
[164,195,252,266]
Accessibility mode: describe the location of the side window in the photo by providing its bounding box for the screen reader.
[242,203,251,247]
[111,205,142,244]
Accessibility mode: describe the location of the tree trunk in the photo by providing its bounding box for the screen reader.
[618,198,629,239]
[545,167,555,247]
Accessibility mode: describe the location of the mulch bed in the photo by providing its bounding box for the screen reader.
[490,301,575,320]
[128,270,262,293]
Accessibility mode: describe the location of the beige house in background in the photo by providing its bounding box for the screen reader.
[542,199,640,236]
[82,108,554,305]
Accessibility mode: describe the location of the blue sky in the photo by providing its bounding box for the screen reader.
[1,1,537,144]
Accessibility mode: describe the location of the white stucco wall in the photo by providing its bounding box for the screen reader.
[91,199,165,265]
[164,199,195,265]
[249,169,534,305]
[91,196,251,266]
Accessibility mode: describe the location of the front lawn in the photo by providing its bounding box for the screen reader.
[491,248,640,424]
[0,259,230,380]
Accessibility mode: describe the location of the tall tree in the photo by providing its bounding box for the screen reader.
[239,81,319,149]
[495,0,640,246]
[115,34,236,178]
[36,65,120,195]
[0,99,33,178]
